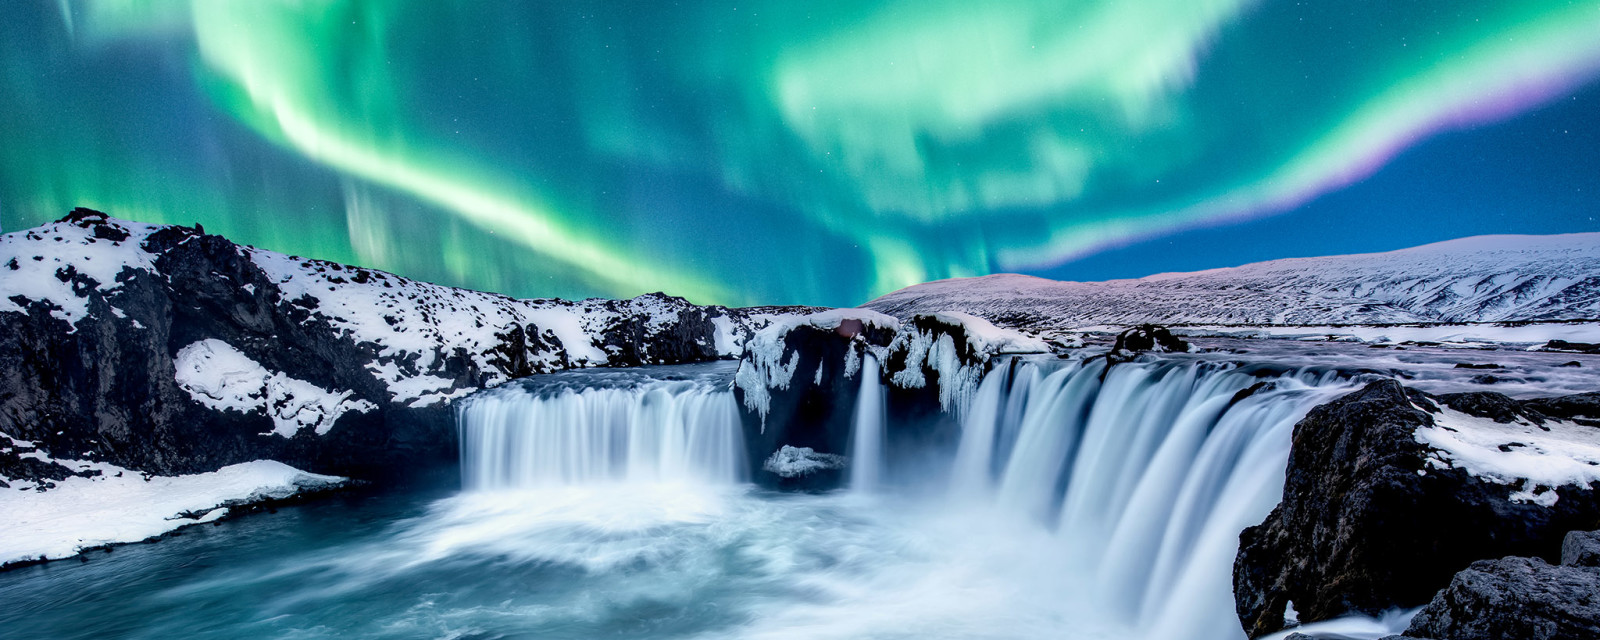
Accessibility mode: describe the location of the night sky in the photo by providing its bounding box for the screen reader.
[2,1,1597,307]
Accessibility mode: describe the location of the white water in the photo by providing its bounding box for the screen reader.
[848,354,887,492]
[946,359,1354,637]
[458,369,746,489]
[454,358,1359,639]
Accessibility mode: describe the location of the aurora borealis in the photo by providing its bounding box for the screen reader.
[2,1,1597,307]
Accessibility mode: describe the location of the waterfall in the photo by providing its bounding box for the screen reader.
[455,355,1354,639]
[848,354,887,492]
[456,366,746,490]
[947,357,1352,638]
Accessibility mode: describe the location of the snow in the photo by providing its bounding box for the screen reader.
[174,339,378,437]
[866,233,1600,330]
[0,455,344,566]
[0,217,163,326]
[1414,406,1600,506]
[522,307,608,365]
[762,445,847,478]
[930,311,1050,354]
[1171,322,1600,350]
[712,315,743,357]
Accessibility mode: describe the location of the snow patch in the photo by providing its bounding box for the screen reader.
[0,457,344,566]
[174,339,377,437]
[1414,406,1600,505]
[931,311,1050,354]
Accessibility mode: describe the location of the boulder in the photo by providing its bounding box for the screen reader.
[1561,530,1600,568]
[1403,557,1600,640]
[1544,340,1600,354]
[1233,380,1600,637]
[1107,324,1190,363]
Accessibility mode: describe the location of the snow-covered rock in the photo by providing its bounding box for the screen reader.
[1415,406,1600,507]
[1234,380,1600,637]
[734,309,899,423]
[174,339,378,438]
[762,445,847,478]
[732,309,1050,490]
[884,313,1050,417]
[866,233,1600,330]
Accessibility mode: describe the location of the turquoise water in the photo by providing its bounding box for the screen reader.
[0,483,1121,640]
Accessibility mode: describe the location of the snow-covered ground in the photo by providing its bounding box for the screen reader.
[865,233,1600,330]
[1167,322,1600,350]
[0,442,344,567]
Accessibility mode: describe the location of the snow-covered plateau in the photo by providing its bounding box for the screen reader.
[865,233,1600,347]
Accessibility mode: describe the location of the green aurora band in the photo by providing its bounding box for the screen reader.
[2,0,1598,306]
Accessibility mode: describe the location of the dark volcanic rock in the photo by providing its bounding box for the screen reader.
[1544,340,1600,354]
[1562,530,1600,568]
[733,311,1027,490]
[1403,557,1600,640]
[1107,324,1189,363]
[1523,392,1600,427]
[1233,380,1600,637]
[1433,391,1542,424]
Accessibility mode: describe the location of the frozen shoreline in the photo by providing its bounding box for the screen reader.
[0,454,345,568]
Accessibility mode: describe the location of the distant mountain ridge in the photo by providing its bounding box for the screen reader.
[864,233,1600,329]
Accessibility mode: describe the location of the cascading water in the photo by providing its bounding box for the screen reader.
[448,354,1366,639]
[848,354,887,492]
[948,357,1354,638]
[457,364,747,488]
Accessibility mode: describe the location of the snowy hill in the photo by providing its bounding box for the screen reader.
[864,234,1600,330]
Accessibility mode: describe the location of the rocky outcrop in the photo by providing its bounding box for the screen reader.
[733,310,898,486]
[1543,340,1600,354]
[1402,530,1600,640]
[1233,380,1600,637]
[1105,323,1190,364]
[732,310,1050,489]
[0,210,789,485]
